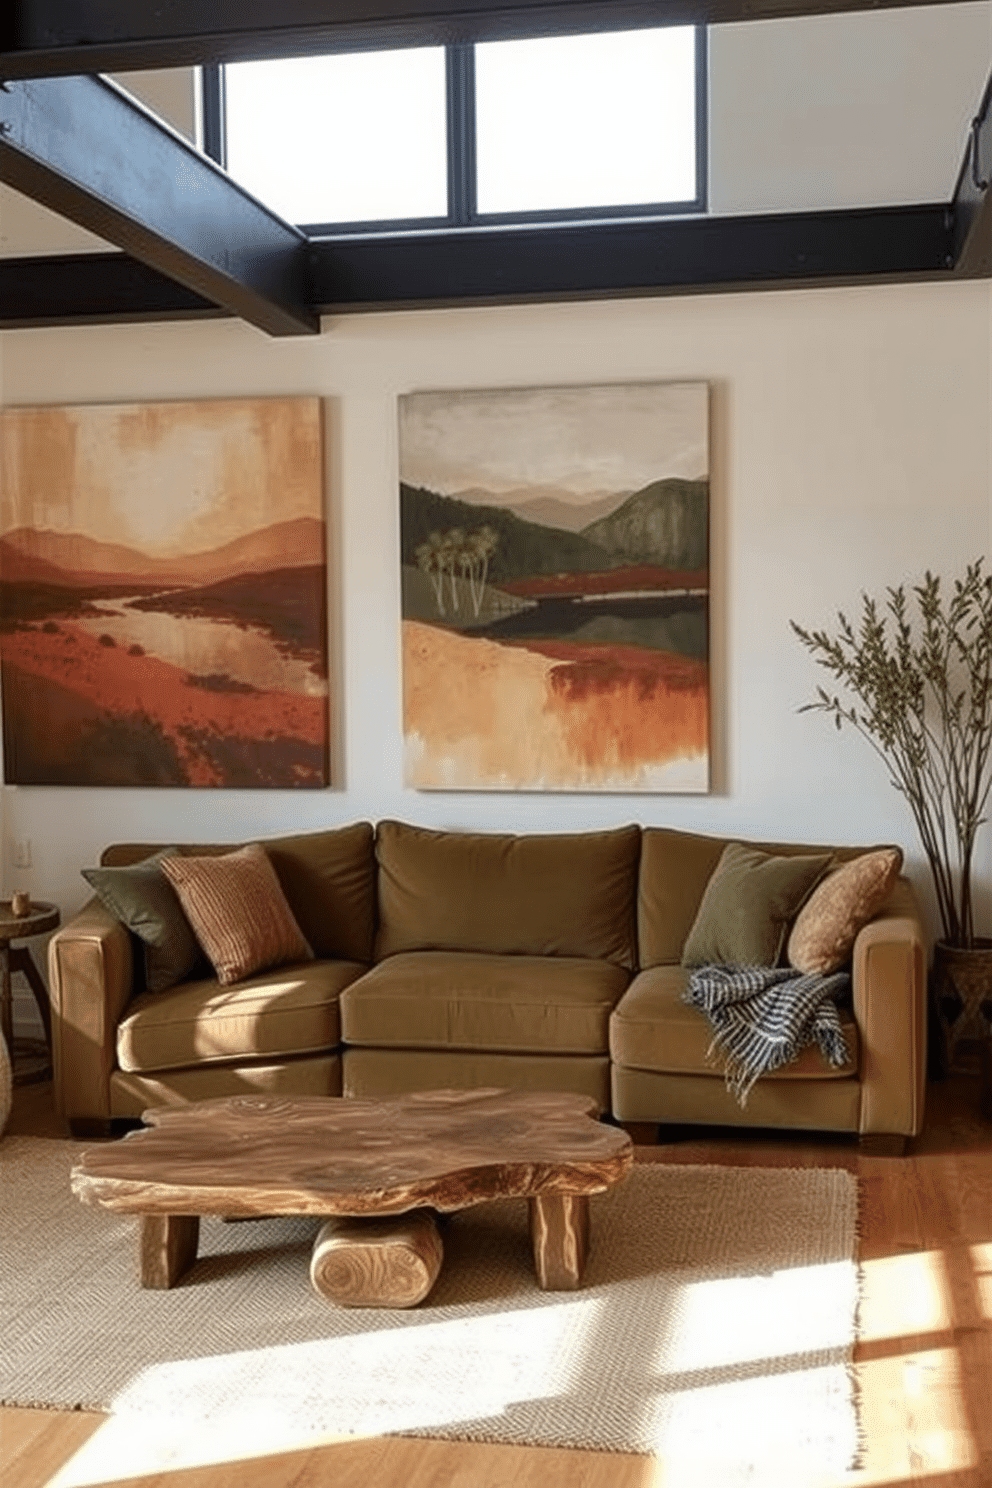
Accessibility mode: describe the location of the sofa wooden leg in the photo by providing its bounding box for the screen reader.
[69,1117,114,1140]
[859,1133,908,1157]
[618,1121,657,1146]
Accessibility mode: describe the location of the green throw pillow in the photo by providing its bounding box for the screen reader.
[82,849,205,993]
[681,842,834,968]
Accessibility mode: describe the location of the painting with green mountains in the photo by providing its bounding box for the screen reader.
[398,381,710,791]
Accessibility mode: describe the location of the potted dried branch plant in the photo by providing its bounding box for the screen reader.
[791,559,992,1076]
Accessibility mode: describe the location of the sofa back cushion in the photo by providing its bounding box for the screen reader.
[638,827,860,969]
[263,824,376,963]
[101,821,376,965]
[374,820,641,967]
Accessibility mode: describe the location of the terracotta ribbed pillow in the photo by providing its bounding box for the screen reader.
[161,844,313,986]
[787,847,903,975]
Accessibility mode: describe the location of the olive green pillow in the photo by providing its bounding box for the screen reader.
[82,848,205,993]
[681,842,833,968]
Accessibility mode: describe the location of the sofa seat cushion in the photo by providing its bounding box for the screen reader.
[610,965,859,1080]
[340,952,631,1056]
[117,958,367,1074]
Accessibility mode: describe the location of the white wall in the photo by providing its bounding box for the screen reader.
[709,2,992,213]
[1,279,990,974]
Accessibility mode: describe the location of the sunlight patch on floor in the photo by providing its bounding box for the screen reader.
[854,1345,979,1482]
[972,1242,992,1319]
[857,1249,953,1339]
[45,1412,370,1487]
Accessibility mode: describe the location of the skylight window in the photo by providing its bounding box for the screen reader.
[224,48,448,225]
[475,28,698,215]
[212,25,704,232]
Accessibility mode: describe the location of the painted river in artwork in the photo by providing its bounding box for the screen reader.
[474,591,708,656]
[76,595,326,696]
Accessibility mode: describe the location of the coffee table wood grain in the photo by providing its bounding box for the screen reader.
[71,1088,633,1303]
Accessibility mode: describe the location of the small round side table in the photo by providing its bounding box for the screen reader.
[0,900,60,1084]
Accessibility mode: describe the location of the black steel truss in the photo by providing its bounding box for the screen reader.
[0,0,974,77]
[0,74,318,335]
[951,71,992,278]
[0,205,961,330]
[0,2,985,335]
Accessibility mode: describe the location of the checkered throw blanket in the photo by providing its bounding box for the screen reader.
[683,964,852,1105]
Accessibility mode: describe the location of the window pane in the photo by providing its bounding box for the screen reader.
[225,49,448,224]
[475,28,697,215]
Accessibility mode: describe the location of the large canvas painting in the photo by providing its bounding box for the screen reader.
[399,381,710,791]
[0,396,329,787]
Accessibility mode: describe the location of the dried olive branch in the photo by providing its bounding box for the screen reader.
[791,560,992,948]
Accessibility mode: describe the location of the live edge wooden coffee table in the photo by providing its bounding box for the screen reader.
[71,1088,633,1308]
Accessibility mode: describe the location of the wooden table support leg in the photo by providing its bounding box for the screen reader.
[529,1192,590,1290]
[140,1214,200,1288]
[10,945,53,1045]
[310,1210,444,1307]
[0,944,12,1054]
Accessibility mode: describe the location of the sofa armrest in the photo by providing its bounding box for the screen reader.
[48,899,134,1122]
[851,878,927,1139]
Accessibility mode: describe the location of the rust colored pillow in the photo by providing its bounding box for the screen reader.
[787,847,903,975]
[161,843,313,986]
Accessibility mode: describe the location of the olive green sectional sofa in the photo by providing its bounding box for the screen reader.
[47,819,927,1150]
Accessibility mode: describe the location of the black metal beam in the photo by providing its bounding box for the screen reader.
[0,74,318,335]
[308,206,956,309]
[0,206,958,330]
[0,253,223,328]
[0,0,974,76]
[951,72,992,278]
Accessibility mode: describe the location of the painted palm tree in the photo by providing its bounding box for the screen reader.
[441,528,464,612]
[416,532,448,614]
[467,525,499,617]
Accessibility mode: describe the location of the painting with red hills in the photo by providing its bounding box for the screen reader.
[399,382,710,791]
[0,396,329,787]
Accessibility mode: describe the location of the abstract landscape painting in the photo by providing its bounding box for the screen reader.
[0,397,329,787]
[399,382,710,791]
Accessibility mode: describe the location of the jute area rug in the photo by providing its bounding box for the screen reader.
[1,1136,859,1480]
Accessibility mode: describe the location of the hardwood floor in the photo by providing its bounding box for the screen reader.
[3,1075,990,1488]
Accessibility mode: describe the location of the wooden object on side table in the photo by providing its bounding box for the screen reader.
[71,1088,633,1305]
[0,899,60,1084]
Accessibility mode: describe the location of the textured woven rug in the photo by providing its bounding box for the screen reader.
[1,1136,859,1479]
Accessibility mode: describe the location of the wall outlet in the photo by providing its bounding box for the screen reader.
[13,839,31,870]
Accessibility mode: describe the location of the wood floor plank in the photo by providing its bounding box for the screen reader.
[1,1408,106,1488]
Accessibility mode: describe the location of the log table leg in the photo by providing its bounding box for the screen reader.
[140,1214,200,1288]
[310,1211,444,1308]
[529,1192,590,1290]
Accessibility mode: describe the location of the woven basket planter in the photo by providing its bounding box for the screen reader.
[932,940,992,1102]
